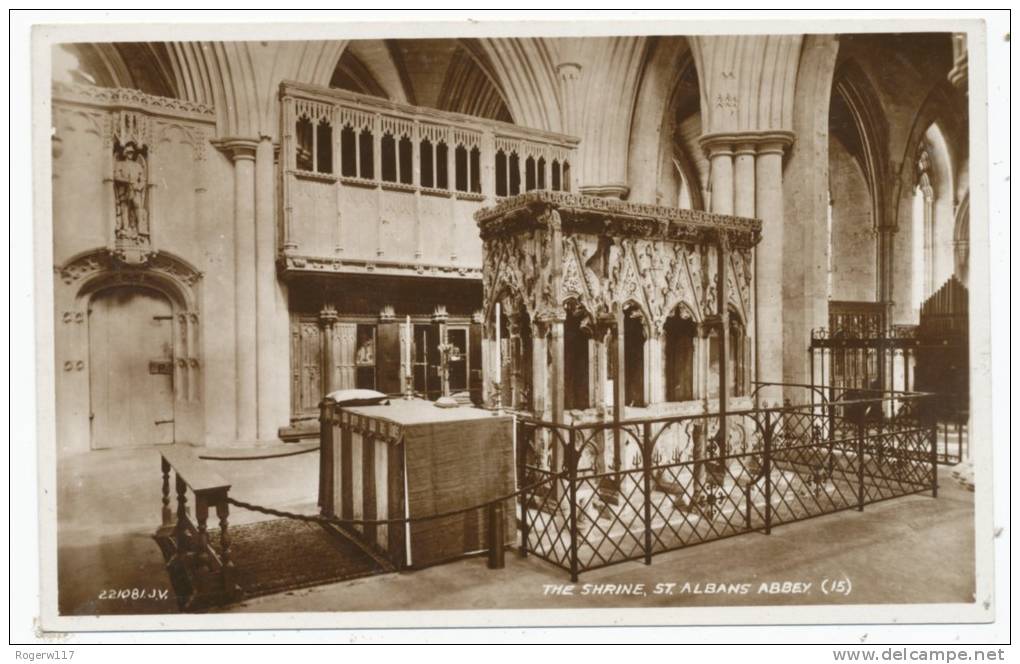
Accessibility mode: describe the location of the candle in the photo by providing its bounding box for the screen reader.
[405,315,412,378]
[494,303,501,385]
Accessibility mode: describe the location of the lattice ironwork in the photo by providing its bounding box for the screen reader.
[516,386,939,580]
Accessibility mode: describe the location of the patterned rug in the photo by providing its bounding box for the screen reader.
[228,518,390,601]
[159,518,391,610]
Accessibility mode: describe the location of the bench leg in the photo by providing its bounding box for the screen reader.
[217,500,238,597]
[161,457,172,527]
[174,474,188,555]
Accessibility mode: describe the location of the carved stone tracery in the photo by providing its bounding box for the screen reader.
[478,192,761,336]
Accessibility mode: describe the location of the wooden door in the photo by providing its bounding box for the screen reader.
[290,316,324,417]
[89,287,174,448]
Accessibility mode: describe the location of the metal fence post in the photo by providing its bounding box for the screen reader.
[567,428,579,582]
[763,409,772,535]
[642,421,653,565]
[487,500,506,569]
[517,419,529,558]
[857,419,867,511]
[930,406,939,498]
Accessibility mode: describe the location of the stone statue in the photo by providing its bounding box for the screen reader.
[113,142,149,240]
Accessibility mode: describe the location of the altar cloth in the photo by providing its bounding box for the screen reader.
[322,399,515,569]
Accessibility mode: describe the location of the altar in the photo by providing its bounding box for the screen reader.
[318,398,515,569]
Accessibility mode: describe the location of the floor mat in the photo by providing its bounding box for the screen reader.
[228,518,389,601]
[159,517,391,610]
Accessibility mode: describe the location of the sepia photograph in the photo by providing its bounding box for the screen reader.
[11,9,1008,646]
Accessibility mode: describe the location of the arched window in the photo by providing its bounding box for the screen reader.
[508,152,521,195]
[358,128,374,178]
[295,116,314,171]
[525,156,536,191]
[380,133,397,182]
[563,307,591,411]
[435,141,449,189]
[316,121,333,174]
[623,307,646,407]
[398,135,413,185]
[454,145,468,192]
[494,150,507,197]
[912,123,956,313]
[469,147,481,193]
[664,310,696,402]
[339,124,357,177]
[729,317,747,397]
[419,139,434,188]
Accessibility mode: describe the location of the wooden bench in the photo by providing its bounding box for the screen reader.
[157,447,239,607]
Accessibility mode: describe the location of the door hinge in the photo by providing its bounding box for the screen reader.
[149,360,174,375]
[154,419,174,425]
[153,315,173,321]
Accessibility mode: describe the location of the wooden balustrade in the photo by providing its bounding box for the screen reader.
[156,447,239,608]
[278,81,579,280]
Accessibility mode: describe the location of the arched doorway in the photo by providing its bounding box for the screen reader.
[88,286,175,448]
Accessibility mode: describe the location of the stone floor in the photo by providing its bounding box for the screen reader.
[56,444,976,616]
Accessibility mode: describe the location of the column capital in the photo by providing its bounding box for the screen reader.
[699,130,795,159]
[318,304,339,326]
[213,137,260,162]
[577,183,630,200]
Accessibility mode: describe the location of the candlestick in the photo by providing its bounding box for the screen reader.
[404,315,413,399]
[405,315,411,378]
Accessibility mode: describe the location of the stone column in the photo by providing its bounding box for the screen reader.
[218,138,259,443]
[531,322,549,419]
[733,142,757,218]
[646,332,665,404]
[695,324,710,400]
[255,136,279,441]
[319,305,339,394]
[703,140,734,215]
[557,61,583,136]
[481,130,496,201]
[548,318,565,424]
[755,136,792,391]
[480,325,491,405]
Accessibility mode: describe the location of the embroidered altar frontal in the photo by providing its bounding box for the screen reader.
[320,399,515,569]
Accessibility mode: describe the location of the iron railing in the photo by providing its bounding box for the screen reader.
[514,383,939,580]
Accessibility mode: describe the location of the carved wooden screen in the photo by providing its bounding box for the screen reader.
[916,277,968,415]
[290,315,323,417]
[336,322,358,390]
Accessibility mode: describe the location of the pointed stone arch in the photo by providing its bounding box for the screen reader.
[54,247,205,453]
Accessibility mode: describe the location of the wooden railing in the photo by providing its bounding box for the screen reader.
[278,81,579,280]
[156,447,239,608]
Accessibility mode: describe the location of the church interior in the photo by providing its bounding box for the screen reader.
[48,30,974,612]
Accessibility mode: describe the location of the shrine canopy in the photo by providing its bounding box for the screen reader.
[474,191,762,337]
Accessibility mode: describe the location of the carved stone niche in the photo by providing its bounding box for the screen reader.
[111,111,154,265]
